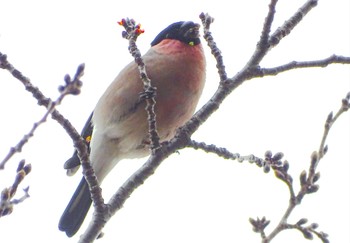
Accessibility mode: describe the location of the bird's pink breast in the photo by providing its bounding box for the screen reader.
[92,38,206,159]
[148,39,206,139]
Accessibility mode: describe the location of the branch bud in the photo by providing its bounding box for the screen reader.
[296,218,308,226]
[312,172,320,183]
[306,184,319,194]
[299,170,307,186]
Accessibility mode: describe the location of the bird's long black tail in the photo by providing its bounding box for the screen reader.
[59,177,92,237]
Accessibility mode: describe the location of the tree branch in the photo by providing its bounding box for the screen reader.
[0,53,105,234]
[0,66,83,169]
[257,55,350,77]
[260,92,350,242]
[247,0,278,67]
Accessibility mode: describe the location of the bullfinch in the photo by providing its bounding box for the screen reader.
[58,21,206,237]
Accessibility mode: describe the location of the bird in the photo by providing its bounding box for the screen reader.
[58,21,206,237]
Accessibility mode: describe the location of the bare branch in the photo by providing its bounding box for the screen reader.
[188,140,272,170]
[246,0,318,67]
[247,0,279,67]
[191,1,321,141]
[188,140,240,160]
[0,53,105,235]
[257,55,350,77]
[261,0,278,43]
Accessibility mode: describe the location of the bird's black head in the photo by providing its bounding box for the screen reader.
[151,21,201,47]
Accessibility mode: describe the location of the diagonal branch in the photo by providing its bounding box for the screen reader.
[0,53,105,229]
[0,67,83,169]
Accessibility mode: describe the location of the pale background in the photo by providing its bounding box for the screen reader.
[0,0,349,242]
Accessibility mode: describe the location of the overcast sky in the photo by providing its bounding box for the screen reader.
[0,0,349,242]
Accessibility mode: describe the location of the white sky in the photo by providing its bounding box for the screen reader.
[0,0,349,242]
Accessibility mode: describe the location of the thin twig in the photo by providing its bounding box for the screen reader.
[257,55,350,77]
[246,0,279,67]
[188,140,271,169]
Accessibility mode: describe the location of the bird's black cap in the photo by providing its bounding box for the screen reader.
[151,21,201,47]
